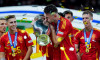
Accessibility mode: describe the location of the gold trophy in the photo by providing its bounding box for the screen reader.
[37,34,50,46]
[33,15,51,46]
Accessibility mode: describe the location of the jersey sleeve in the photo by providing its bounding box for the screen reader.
[75,31,81,44]
[24,31,33,47]
[0,37,5,52]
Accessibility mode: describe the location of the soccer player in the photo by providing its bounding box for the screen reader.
[75,10,100,60]
[44,4,77,60]
[0,18,7,60]
[0,15,33,60]
[0,18,7,37]
[63,10,79,45]
[31,14,54,60]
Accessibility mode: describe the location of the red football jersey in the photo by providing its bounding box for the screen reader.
[72,27,80,45]
[56,17,77,60]
[75,28,100,60]
[39,22,61,60]
[0,29,33,60]
[73,27,79,34]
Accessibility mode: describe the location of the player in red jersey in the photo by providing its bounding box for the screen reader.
[0,18,7,37]
[0,15,33,60]
[31,14,59,60]
[75,10,100,60]
[0,18,7,60]
[63,10,79,45]
[44,4,77,60]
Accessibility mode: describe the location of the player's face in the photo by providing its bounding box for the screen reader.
[65,14,73,22]
[43,19,49,26]
[0,20,7,33]
[44,13,54,23]
[82,14,92,28]
[7,18,17,31]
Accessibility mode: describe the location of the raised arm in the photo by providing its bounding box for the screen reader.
[0,52,5,60]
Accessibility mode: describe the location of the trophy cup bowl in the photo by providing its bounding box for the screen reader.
[33,19,51,46]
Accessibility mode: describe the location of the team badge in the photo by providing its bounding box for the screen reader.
[18,36,23,43]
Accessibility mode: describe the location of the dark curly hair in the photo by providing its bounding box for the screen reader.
[44,4,58,14]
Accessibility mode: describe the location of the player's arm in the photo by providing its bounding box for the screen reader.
[0,52,5,60]
[0,37,6,60]
[50,24,64,47]
[50,19,72,47]
[31,16,39,25]
[75,44,81,60]
[75,31,81,60]
[23,31,33,60]
[23,46,33,60]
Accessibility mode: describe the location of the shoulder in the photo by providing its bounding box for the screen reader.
[18,29,27,34]
[73,27,80,32]
[93,28,100,32]
[17,29,30,37]
[1,32,8,39]
[93,28,100,34]
[73,27,79,31]
[75,29,83,36]
[60,17,72,29]
[60,16,70,23]
[0,32,8,42]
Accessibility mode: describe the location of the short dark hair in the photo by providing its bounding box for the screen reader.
[63,10,73,17]
[58,12,64,17]
[82,10,93,17]
[44,4,58,14]
[0,18,6,20]
[6,15,15,21]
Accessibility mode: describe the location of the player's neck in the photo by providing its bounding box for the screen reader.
[0,32,4,37]
[9,29,17,34]
[55,15,60,23]
[85,26,93,32]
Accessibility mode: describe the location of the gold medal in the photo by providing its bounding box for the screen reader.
[12,53,16,57]
[86,48,89,53]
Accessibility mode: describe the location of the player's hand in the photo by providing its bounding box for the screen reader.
[77,52,81,60]
[50,24,54,30]
[31,17,39,25]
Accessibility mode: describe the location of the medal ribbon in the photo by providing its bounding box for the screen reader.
[56,20,60,35]
[8,31,18,53]
[84,29,93,52]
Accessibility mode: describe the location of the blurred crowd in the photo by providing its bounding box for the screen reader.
[0,0,100,13]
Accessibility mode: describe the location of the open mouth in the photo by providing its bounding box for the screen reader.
[3,28,6,31]
[11,26,16,30]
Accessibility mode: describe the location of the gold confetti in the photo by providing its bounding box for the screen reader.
[60,47,65,51]
[78,9,81,12]
[84,7,89,9]
[75,17,78,18]
[23,18,27,19]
